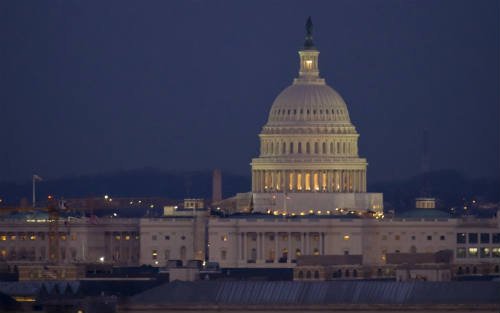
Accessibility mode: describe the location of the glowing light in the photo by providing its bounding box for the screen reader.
[104,195,109,200]
[343,235,350,240]
[154,260,159,265]
[99,256,105,263]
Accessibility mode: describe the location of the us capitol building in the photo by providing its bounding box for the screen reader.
[250,17,381,215]
[0,19,498,281]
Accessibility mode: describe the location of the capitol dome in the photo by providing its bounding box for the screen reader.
[249,17,382,216]
[267,81,352,125]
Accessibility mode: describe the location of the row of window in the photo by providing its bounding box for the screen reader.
[272,108,346,117]
[0,234,77,241]
[456,247,500,258]
[151,235,186,241]
[382,234,446,241]
[261,140,356,156]
[456,233,500,244]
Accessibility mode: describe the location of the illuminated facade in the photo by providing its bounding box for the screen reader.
[250,19,382,214]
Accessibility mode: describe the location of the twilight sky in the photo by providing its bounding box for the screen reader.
[1,0,498,183]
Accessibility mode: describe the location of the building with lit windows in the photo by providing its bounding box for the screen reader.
[0,19,498,283]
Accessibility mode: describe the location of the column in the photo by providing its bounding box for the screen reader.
[320,232,324,255]
[256,232,261,262]
[274,232,279,263]
[305,233,310,255]
[287,232,292,263]
[242,233,246,262]
[302,233,306,255]
[238,233,243,261]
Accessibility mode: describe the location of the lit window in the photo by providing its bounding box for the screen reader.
[492,248,500,258]
[61,235,67,241]
[468,247,478,257]
[480,247,490,258]
[221,235,228,242]
[343,235,350,240]
[125,235,130,240]
[0,235,6,241]
[115,235,121,240]
[71,234,77,241]
[30,235,36,240]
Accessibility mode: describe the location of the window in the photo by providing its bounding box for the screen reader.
[456,248,466,258]
[382,235,387,240]
[440,235,445,241]
[221,235,228,242]
[492,248,500,258]
[468,247,478,257]
[468,233,478,244]
[480,233,490,243]
[395,235,400,240]
[456,233,466,244]
[152,235,157,241]
[493,233,500,243]
[411,235,416,240]
[221,250,227,260]
[480,247,490,258]
[164,250,170,260]
[181,236,186,240]
[165,235,170,240]
[427,235,432,241]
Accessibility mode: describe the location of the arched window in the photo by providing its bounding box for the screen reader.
[337,142,340,154]
[494,265,499,273]
[290,142,294,154]
[342,142,346,154]
[298,271,304,279]
[314,271,319,279]
[330,142,334,154]
[270,142,274,155]
[345,269,350,277]
[282,142,286,154]
[306,142,310,154]
[306,271,312,279]
[298,142,302,153]
[314,142,318,154]
[322,142,326,154]
[353,269,358,277]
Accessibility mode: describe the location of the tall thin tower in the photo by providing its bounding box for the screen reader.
[212,169,222,205]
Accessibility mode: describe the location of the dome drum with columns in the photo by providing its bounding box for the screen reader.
[249,18,383,215]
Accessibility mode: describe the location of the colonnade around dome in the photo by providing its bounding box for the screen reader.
[252,169,366,193]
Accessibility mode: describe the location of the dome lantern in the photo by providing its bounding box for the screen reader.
[296,17,323,85]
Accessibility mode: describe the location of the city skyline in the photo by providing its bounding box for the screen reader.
[1,0,498,183]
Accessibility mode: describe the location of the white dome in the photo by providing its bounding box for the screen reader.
[267,82,351,125]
